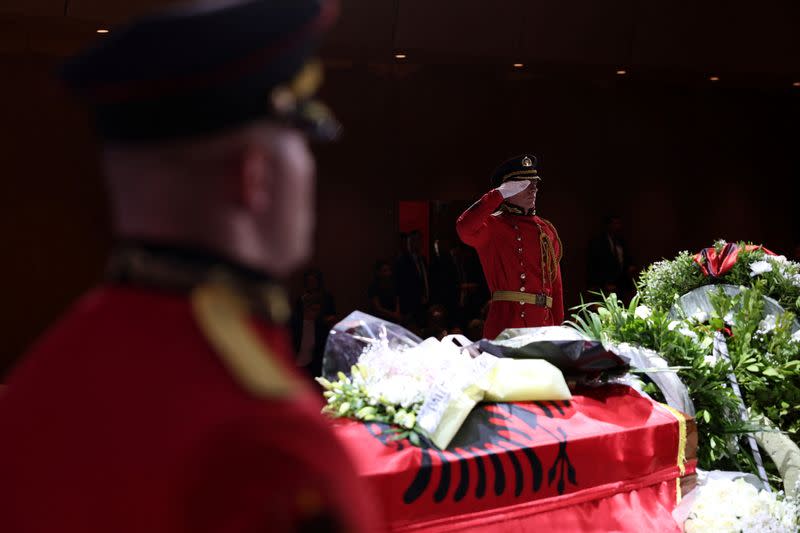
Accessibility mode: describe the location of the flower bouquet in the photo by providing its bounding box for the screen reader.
[673,470,798,532]
[317,311,571,449]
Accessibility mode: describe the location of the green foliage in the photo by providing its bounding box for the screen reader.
[570,293,746,470]
[572,242,800,486]
[637,251,706,311]
[636,242,800,317]
[720,286,800,443]
[316,368,427,444]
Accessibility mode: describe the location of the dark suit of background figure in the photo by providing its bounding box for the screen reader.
[290,288,336,381]
[290,270,335,379]
[450,243,490,328]
[394,230,429,326]
[428,239,460,318]
[587,216,635,301]
[367,260,402,323]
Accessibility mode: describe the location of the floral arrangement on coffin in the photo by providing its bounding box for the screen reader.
[317,312,572,449]
[316,336,472,446]
[317,367,425,444]
[570,241,800,491]
[638,241,800,319]
[318,336,572,448]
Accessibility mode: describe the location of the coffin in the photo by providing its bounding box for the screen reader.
[333,385,697,532]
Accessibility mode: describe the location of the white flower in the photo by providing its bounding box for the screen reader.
[634,305,652,320]
[393,409,416,429]
[757,314,777,335]
[750,260,773,277]
[684,477,799,533]
[366,375,425,408]
[704,353,718,366]
[691,311,709,323]
[667,319,698,339]
[769,255,793,279]
[791,274,800,288]
[723,311,735,324]
[354,335,480,414]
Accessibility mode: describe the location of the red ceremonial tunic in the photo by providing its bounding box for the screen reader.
[457,189,564,340]
[0,278,384,532]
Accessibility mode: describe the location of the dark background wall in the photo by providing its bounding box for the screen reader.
[1,54,798,376]
[313,66,800,320]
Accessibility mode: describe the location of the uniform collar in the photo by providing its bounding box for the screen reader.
[106,240,289,323]
[500,202,536,217]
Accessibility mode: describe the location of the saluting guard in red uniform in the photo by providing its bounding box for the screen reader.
[457,154,564,339]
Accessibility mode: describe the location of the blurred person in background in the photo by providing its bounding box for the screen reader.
[0,2,384,532]
[291,269,337,379]
[368,259,402,324]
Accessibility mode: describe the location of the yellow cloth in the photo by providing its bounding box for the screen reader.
[428,383,486,450]
[422,355,571,450]
[484,358,572,402]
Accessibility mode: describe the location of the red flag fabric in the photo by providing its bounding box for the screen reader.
[334,385,695,532]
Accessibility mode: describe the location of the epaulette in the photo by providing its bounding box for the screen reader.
[191,280,300,398]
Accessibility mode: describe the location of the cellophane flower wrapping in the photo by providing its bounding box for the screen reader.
[321,311,423,381]
[319,311,497,448]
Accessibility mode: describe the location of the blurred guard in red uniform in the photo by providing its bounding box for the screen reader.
[457,154,564,340]
[0,1,384,532]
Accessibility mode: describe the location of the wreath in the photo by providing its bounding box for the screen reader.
[571,241,800,495]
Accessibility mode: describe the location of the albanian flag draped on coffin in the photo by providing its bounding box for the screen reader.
[333,385,696,532]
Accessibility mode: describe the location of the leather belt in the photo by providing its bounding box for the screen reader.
[492,291,552,308]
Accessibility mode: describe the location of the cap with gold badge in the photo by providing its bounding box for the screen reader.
[489,153,541,189]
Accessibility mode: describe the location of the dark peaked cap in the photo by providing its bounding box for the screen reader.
[489,154,540,189]
[60,0,341,143]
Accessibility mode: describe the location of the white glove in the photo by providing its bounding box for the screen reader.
[496,180,530,199]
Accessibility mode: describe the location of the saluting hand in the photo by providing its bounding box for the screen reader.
[496,180,530,199]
